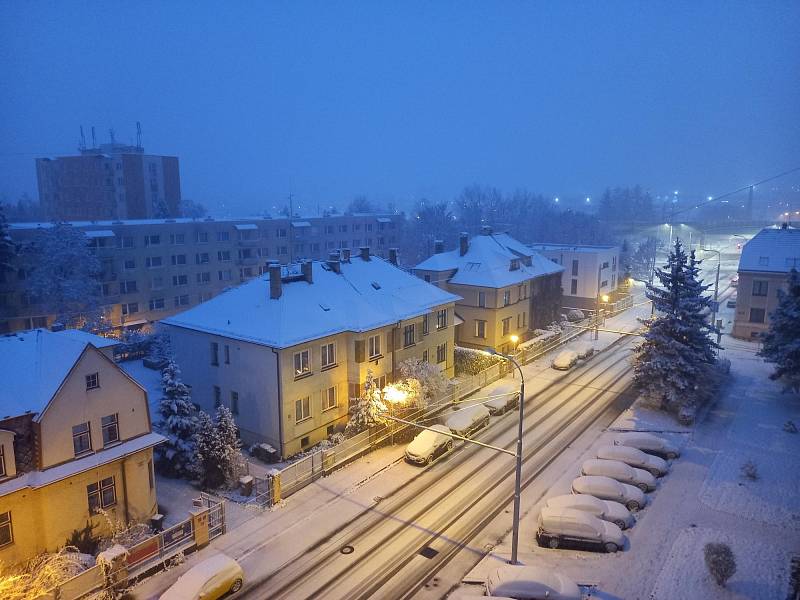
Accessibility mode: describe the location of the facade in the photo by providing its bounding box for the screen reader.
[528,244,622,311]
[36,143,181,221]
[0,212,403,334]
[414,228,564,354]
[161,248,458,458]
[0,329,163,565]
[732,225,800,339]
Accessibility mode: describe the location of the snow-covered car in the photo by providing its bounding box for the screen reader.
[445,404,491,438]
[537,506,625,553]
[572,475,647,511]
[486,564,581,600]
[545,493,634,530]
[484,381,520,416]
[570,341,595,360]
[405,425,454,465]
[730,275,739,287]
[581,458,656,492]
[551,350,578,371]
[614,431,680,460]
[160,553,244,600]
[597,445,668,477]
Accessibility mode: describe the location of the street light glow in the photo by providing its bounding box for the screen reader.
[510,334,519,344]
[601,294,610,303]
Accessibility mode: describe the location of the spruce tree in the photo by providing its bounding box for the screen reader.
[345,370,379,437]
[634,239,719,414]
[0,203,15,274]
[194,410,225,489]
[215,405,245,486]
[156,360,199,478]
[759,269,800,393]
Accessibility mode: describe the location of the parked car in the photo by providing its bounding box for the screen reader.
[614,431,680,460]
[160,553,244,600]
[484,380,520,416]
[726,298,737,308]
[545,493,634,530]
[404,425,454,465]
[597,445,668,477]
[581,458,656,492]
[730,275,739,287]
[536,507,625,553]
[572,475,646,511]
[551,350,578,371]
[486,565,581,600]
[445,404,491,438]
[571,341,595,359]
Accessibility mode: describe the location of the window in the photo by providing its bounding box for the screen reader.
[294,349,311,376]
[571,259,579,276]
[170,233,185,245]
[172,274,188,286]
[518,284,525,300]
[120,280,137,294]
[151,276,164,290]
[218,269,232,281]
[612,256,617,271]
[278,246,288,255]
[173,294,189,307]
[600,280,608,288]
[85,372,100,390]
[424,275,431,283]
[502,317,511,335]
[148,460,154,490]
[478,291,486,307]
[475,320,487,339]
[749,308,765,323]
[323,386,337,411]
[121,302,139,315]
[422,349,429,362]
[0,446,5,478]
[752,280,768,297]
[239,267,254,279]
[602,261,609,269]
[146,256,163,268]
[404,324,416,347]
[339,224,348,233]
[258,247,270,258]
[211,342,219,366]
[295,396,311,422]
[101,414,119,445]
[321,342,336,368]
[436,342,447,364]
[196,272,211,285]
[199,291,212,302]
[217,231,230,242]
[87,477,116,514]
[0,512,13,547]
[72,422,92,455]
[276,228,287,238]
[368,334,381,359]
[213,385,221,407]
[171,254,187,266]
[149,297,165,310]
[196,252,210,264]
[518,312,527,328]
[120,236,135,249]
[144,234,160,246]
[570,279,578,295]
[224,344,230,364]
[230,391,239,415]
[353,239,361,248]
[123,259,136,270]
[758,256,769,266]
[503,290,511,306]
[196,231,209,243]
[218,250,231,262]
[422,314,429,335]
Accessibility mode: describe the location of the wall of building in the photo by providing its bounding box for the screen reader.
[731,271,788,339]
[536,247,620,309]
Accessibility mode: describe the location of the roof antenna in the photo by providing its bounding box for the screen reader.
[136,121,142,149]
[79,126,86,151]
[91,126,97,148]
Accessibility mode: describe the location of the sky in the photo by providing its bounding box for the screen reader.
[1,1,799,216]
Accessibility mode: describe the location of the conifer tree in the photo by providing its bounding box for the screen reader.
[215,405,245,485]
[194,410,224,489]
[0,204,15,274]
[345,370,380,437]
[155,360,199,478]
[759,269,800,393]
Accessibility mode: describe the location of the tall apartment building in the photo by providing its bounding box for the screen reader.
[36,143,181,221]
[0,213,403,333]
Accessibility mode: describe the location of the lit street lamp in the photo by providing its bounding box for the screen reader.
[595,264,608,340]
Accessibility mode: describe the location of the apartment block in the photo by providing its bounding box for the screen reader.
[161,248,458,458]
[0,329,163,565]
[0,213,403,333]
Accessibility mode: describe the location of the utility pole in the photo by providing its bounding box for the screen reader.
[704,248,722,350]
[288,192,294,263]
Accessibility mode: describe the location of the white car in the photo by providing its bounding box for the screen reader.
[570,341,595,359]
[597,444,668,477]
[572,475,647,511]
[537,506,625,553]
[581,458,656,492]
[486,565,581,600]
[445,404,491,438]
[160,553,244,600]
[546,493,634,530]
[405,425,453,465]
[614,431,680,460]
[551,350,578,371]
[484,380,520,416]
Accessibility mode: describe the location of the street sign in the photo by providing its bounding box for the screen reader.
[710,300,720,312]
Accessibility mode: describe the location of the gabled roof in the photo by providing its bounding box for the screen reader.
[529,243,619,253]
[162,257,461,349]
[414,232,564,288]
[739,226,800,273]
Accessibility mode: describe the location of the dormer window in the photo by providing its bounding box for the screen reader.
[510,259,520,271]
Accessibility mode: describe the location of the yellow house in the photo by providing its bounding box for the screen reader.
[163,247,460,457]
[0,329,164,566]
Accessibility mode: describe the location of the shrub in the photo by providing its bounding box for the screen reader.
[740,459,758,481]
[566,309,585,322]
[454,347,503,376]
[784,420,798,434]
[704,542,736,586]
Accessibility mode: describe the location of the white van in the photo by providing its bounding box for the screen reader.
[537,506,625,553]
[581,458,656,492]
[445,404,491,437]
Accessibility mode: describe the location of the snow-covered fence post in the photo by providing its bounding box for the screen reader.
[189,507,211,549]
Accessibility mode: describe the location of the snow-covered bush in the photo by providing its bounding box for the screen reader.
[783,420,798,434]
[454,347,503,376]
[704,542,736,587]
[345,371,381,437]
[194,406,246,490]
[758,268,800,393]
[566,309,585,322]
[155,360,200,478]
[398,357,448,406]
[0,547,91,600]
[740,459,758,481]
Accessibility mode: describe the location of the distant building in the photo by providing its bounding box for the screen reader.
[732,224,800,339]
[528,244,622,311]
[36,143,181,221]
[0,212,403,333]
[0,329,163,565]
[161,248,458,457]
[414,228,564,354]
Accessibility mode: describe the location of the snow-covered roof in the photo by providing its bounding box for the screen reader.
[162,257,461,349]
[84,229,116,238]
[54,329,120,349]
[233,223,258,230]
[529,243,619,253]
[414,232,563,288]
[738,226,800,274]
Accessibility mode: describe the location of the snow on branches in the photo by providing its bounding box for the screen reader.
[758,268,800,393]
[194,406,245,490]
[156,360,200,478]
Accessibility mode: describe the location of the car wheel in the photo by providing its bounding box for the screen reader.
[667,452,678,460]
[649,468,661,478]
[626,500,640,512]
[548,537,560,549]
[426,454,433,465]
[614,519,627,530]
[230,578,243,593]
[637,483,649,493]
[445,441,454,452]
[604,542,619,553]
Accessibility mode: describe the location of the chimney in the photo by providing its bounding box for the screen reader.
[388,248,398,266]
[341,248,351,262]
[326,253,341,274]
[301,260,313,283]
[360,246,371,261]
[480,225,492,236]
[434,240,444,254]
[269,264,282,299]
[459,232,469,256]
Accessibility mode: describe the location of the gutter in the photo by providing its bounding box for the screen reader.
[270,347,285,460]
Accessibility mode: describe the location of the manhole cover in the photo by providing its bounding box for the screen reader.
[419,546,439,559]
[340,545,354,555]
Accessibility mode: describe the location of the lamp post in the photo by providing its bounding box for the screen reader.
[703,248,722,348]
[595,264,608,340]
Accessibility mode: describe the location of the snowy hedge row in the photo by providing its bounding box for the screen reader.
[454,347,504,376]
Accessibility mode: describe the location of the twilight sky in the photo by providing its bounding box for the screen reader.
[1,1,799,216]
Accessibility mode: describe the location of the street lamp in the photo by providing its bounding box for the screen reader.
[487,349,525,565]
[703,248,722,348]
[595,264,608,340]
